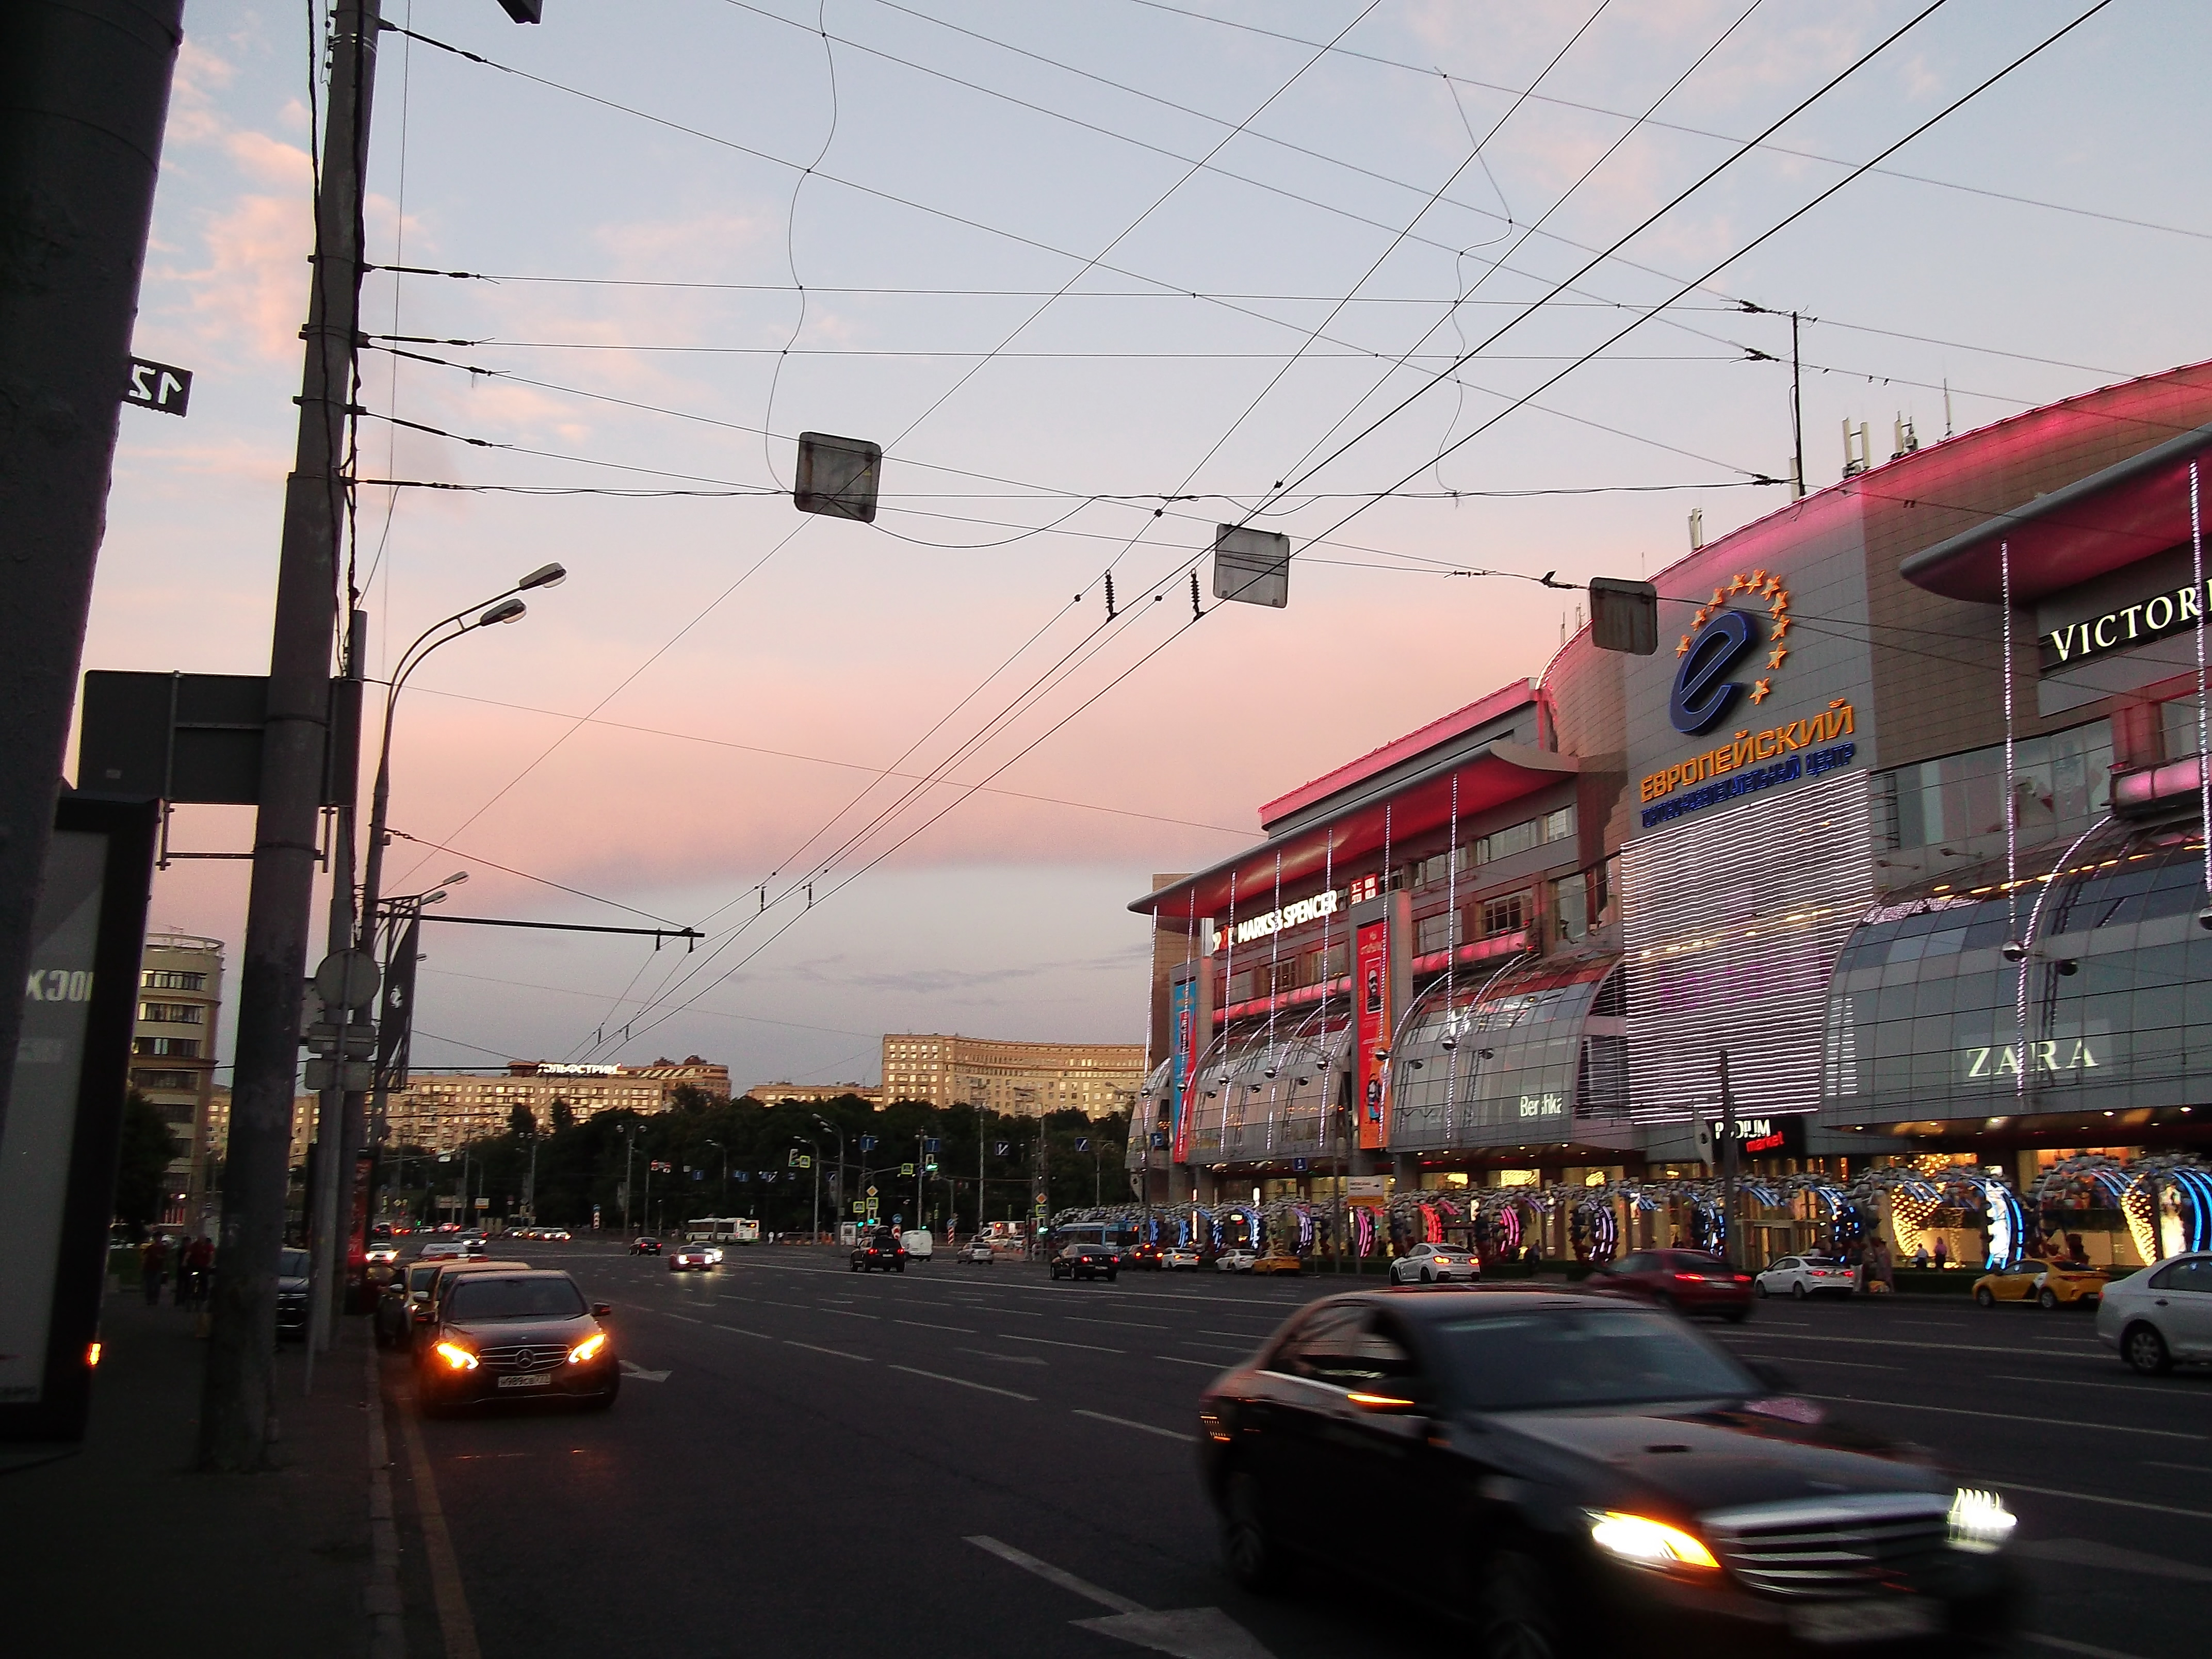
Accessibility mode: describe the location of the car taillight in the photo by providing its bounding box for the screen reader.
[1673,1272,1705,1282]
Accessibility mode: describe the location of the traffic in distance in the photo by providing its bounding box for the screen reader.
[346,1218,2212,1653]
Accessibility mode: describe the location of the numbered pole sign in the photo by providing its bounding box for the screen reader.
[124,356,192,416]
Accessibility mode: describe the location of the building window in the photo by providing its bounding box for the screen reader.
[133,1036,201,1058]
[1471,804,1574,868]
[1552,871,1589,943]
[1225,970,1256,1004]
[1543,804,1577,844]
[132,1068,198,1091]
[139,1001,204,1024]
[1417,910,1462,954]
[141,969,208,991]
[1888,722,2109,851]
[1479,892,1528,937]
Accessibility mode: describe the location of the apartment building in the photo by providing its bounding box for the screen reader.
[130,932,225,1228]
[880,1034,1143,1118]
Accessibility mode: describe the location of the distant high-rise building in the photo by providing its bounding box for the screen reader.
[744,1082,883,1107]
[880,1034,1142,1118]
[131,932,225,1228]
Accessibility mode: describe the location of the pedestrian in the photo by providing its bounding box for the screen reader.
[173,1236,195,1306]
[1913,1242,1930,1271]
[1872,1237,1895,1293]
[1932,1235,1949,1271]
[140,1235,168,1306]
[187,1235,215,1307]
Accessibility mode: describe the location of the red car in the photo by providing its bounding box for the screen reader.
[1591,1248,1753,1321]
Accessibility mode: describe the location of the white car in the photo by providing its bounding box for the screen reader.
[1163,1245,1201,1271]
[1755,1255,1856,1300]
[958,1240,996,1264]
[2096,1250,2212,1374]
[1389,1243,1480,1285]
[1216,1248,1257,1273]
[902,1230,934,1262]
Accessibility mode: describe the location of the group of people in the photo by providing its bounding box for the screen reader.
[137,1233,214,1308]
[1851,1234,1898,1292]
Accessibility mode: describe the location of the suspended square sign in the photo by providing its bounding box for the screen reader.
[1212,525,1290,608]
[1590,577,1659,656]
[794,431,882,523]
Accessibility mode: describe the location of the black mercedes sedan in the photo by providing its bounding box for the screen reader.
[1197,1289,2017,1656]
[416,1270,620,1413]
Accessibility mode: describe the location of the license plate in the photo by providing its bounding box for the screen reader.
[497,1372,552,1389]
[1792,1599,1941,1645]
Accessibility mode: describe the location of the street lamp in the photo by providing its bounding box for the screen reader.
[813,1114,847,1239]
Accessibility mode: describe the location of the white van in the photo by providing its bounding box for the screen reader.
[901,1229,934,1262]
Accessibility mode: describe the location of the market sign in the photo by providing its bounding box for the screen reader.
[1211,887,1339,951]
[1637,702,1857,828]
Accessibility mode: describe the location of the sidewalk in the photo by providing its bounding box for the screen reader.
[0,1288,398,1658]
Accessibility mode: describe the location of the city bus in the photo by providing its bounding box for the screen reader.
[685,1217,760,1244]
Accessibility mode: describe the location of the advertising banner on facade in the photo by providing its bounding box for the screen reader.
[1354,916,1392,1150]
[1168,969,1198,1163]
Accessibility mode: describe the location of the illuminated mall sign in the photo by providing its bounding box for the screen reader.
[1212,887,1340,952]
[2041,574,2209,671]
[1960,1038,2100,1081]
[1668,568,1795,735]
[534,1063,622,1076]
[1637,701,1857,828]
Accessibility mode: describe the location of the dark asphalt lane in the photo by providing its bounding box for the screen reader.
[379,1246,2211,1659]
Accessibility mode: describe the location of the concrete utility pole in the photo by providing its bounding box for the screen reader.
[1718,1049,1741,1267]
[0,0,184,1148]
[198,0,382,1473]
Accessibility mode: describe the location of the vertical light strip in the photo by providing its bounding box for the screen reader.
[2193,460,2210,904]
[1444,771,1460,1142]
[2000,539,2026,1101]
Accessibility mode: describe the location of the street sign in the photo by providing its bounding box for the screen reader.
[899,1163,914,1177]
[124,356,193,417]
[923,1137,940,1153]
[859,1135,878,1152]
[866,1185,877,1197]
[312,949,380,1011]
[1075,1137,1089,1152]
[993,1142,1011,1157]
[852,1202,864,1215]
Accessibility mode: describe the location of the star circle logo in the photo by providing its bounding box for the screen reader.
[1668,568,1793,734]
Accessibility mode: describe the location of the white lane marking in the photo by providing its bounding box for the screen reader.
[1178,1341,1258,1354]
[1155,1355,1222,1368]
[965,1536,1144,1613]
[965,1537,1276,1659]
[1735,1354,1900,1371]
[619,1361,671,1381]
[1059,1316,1170,1330]
[665,1313,703,1324]
[2013,1538,2212,1584]
[2025,1634,2152,1659]
[956,1348,1048,1367]
[1719,1331,2097,1358]
[1990,1373,2192,1394]
[811,1307,882,1320]
[1806,1395,2203,1441]
[895,1318,978,1333]
[1073,1409,1190,1442]
[997,1333,1123,1354]
[1999,1478,2212,1522]
[714,1322,772,1339]
[785,1340,870,1362]
[2144,1460,2212,1474]
[890,1364,1036,1402]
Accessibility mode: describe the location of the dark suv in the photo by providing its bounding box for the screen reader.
[851,1231,907,1273]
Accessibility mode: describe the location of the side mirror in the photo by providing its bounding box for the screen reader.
[592,1303,613,1318]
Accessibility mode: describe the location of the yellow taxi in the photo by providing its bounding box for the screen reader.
[1250,1247,1304,1276]
[1972,1256,2111,1310]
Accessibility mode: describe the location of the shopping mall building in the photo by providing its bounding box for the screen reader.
[1126,362,2212,1267]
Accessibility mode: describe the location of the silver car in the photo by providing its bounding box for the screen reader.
[2096,1250,2212,1374]
[1389,1242,1480,1284]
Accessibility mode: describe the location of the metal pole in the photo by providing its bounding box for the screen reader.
[0,0,184,1153]
[1718,1049,1740,1267]
[200,0,382,1473]
[1790,312,1806,500]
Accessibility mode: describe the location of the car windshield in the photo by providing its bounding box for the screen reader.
[448,1276,588,1321]
[409,1265,441,1292]
[1429,1307,1758,1411]
[279,1248,311,1279]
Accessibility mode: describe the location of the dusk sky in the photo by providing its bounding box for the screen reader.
[92,0,2210,1087]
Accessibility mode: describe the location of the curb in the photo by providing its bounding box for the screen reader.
[365,1341,406,1659]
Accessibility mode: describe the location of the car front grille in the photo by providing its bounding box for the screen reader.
[1705,1495,1952,1600]
[473,1342,571,1374]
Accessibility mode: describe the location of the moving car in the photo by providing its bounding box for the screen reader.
[1389,1243,1479,1285]
[1198,1289,2018,1651]
[418,1239,472,1262]
[1251,1248,1303,1277]
[1217,1248,1257,1273]
[376,1260,443,1349]
[275,1247,312,1339]
[540,1228,572,1242]
[1127,1242,1166,1271]
[902,1229,934,1262]
[1974,1256,2110,1309]
[408,1259,531,1352]
[851,1231,908,1273]
[416,1269,620,1414]
[1591,1249,1754,1322]
[2096,1250,2212,1374]
[629,1237,663,1256]
[1164,1245,1202,1272]
[1754,1256,1856,1300]
[957,1239,996,1265]
[1050,1244,1120,1283]
[669,1243,718,1272]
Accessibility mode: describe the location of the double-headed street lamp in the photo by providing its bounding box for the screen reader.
[814,1114,846,1238]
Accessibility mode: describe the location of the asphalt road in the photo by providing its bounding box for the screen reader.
[377,1244,2211,1659]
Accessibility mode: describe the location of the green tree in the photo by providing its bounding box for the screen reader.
[550,1095,576,1134]
[507,1102,535,1140]
[113,1089,179,1239]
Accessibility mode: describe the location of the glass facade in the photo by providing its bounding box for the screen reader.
[1390,959,1619,1151]
[1821,829,2212,1125]
[1890,723,2110,852]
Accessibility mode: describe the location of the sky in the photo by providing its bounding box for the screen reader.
[91,0,2212,1088]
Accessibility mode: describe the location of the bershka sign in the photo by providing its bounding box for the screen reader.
[1212,888,1339,951]
[2040,575,2209,671]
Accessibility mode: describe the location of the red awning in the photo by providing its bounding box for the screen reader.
[1132,741,1577,921]
[1899,420,2212,603]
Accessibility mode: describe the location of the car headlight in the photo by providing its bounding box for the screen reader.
[1586,1511,1719,1572]
[1947,1487,2016,1553]
[568,1333,608,1365]
[433,1341,479,1371]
